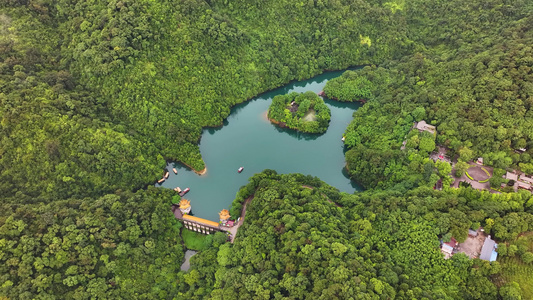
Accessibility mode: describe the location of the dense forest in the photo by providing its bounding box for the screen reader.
[1,0,533,298]
[178,170,533,299]
[0,187,184,299]
[268,91,330,133]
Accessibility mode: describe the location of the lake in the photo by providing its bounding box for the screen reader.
[158,70,362,221]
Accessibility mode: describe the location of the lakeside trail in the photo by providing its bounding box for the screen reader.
[225,195,253,243]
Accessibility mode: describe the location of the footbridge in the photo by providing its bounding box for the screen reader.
[171,205,229,235]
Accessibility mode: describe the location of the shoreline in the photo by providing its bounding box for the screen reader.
[262,110,270,123]
[265,109,283,126]
[180,161,207,176]
[204,67,364,129]
[267,116,281,126]
[321,91,367,104]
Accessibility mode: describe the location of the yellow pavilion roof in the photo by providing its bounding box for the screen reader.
[219,209,230,220]
[182,215,220,228]
[179,199,191,209]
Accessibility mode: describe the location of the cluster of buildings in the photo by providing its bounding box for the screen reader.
[504,171,533,191]
[440,229,498,262]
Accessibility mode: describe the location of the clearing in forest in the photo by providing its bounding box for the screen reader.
[303,109,317,122]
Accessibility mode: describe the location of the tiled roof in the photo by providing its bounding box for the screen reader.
[183,215,220,228]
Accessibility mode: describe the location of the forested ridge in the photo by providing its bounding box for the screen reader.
[0,0,420,202]
[0,188,184,298]
[324,2,533,191]
[2,0,533,299]
[178,171,533,299]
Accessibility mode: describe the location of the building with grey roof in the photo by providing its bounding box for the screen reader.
[479,235,498,262]
[415,120,436,134]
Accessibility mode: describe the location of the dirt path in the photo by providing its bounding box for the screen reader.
[225,195,253,243]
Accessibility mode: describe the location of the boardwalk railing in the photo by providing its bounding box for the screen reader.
[172,204,229,235]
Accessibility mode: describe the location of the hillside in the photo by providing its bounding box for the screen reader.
[1,0,533,298]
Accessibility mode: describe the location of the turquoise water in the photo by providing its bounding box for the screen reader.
[159,70,362,221]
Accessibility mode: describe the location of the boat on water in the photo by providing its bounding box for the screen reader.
[238,167,244,173]
[179,188,190,197]
[164,171,169,179]
[341,136,345,142]
[173,168,178,174]
[174,187,182,193]
[157,178,165,184]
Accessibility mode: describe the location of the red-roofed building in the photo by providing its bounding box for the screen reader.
[444,237,457,248]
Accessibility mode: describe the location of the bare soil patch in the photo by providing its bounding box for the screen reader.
[303,109,317,122]
[456,231,486,258]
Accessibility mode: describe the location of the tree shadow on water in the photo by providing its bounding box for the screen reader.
[272,124,323,141]
[206,119,229,135]
[341,165,363,191]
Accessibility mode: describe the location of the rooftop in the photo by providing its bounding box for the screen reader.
[506,171,518,181]
[179,199,191,209]
[520,176,533,185]
[183,214,220,228]
[441,244,453,254]
[219,209,231,220]
[415,120,436,134]
[444,237,458,248]
[479,236,497,261]
[517,181,531,190]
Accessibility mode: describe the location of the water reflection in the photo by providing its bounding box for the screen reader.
[161,69,364,220]
[272,125,323,141]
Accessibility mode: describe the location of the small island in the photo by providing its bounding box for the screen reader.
[267,91,331,133]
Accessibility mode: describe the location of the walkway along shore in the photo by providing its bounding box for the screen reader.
[225,195,253,243]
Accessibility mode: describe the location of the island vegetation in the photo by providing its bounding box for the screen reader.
[268,91,331,134]
[1,0,533,298]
